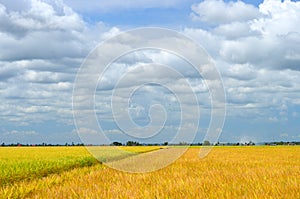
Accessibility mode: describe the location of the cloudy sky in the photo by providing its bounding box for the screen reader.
[1,0,300,145]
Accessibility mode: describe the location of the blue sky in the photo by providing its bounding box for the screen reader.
[0,0,300,144]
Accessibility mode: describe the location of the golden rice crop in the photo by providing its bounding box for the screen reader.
[0,146,161,187]
[1,146,299,198]
[0,147,97,187]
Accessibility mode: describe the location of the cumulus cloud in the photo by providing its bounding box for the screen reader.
[0,0,84,37]
[213,22,260,39]
[0,0,120,62]
[185,0,300,128]
[189,0,300,70]
[191,0,261,24]
[0,0,118,127]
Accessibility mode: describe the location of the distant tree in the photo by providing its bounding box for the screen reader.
[163,142,168,146]
[112,141,122,146]
[203,140,211,146]
[1,142,5,147]
[126,141,140,146]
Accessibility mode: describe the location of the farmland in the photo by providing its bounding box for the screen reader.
[1,146,299,198]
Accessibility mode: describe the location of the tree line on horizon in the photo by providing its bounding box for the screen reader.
[1,140,299,147]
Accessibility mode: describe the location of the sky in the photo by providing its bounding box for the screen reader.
[0,0,300,145]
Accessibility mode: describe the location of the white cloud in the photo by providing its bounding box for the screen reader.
[222,63,257,80]
[213,22,260,39]
[188,0,300,70]
[0,0,121,126]
[254,0,300,36]
[0,0,119,62]
[101,27,121,40]
[0,0,84,37]
[184,0,300,124]
[191,0,260,24]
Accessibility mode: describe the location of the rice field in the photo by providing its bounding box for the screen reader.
[1,146,299,198]
[0,146,161,187]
